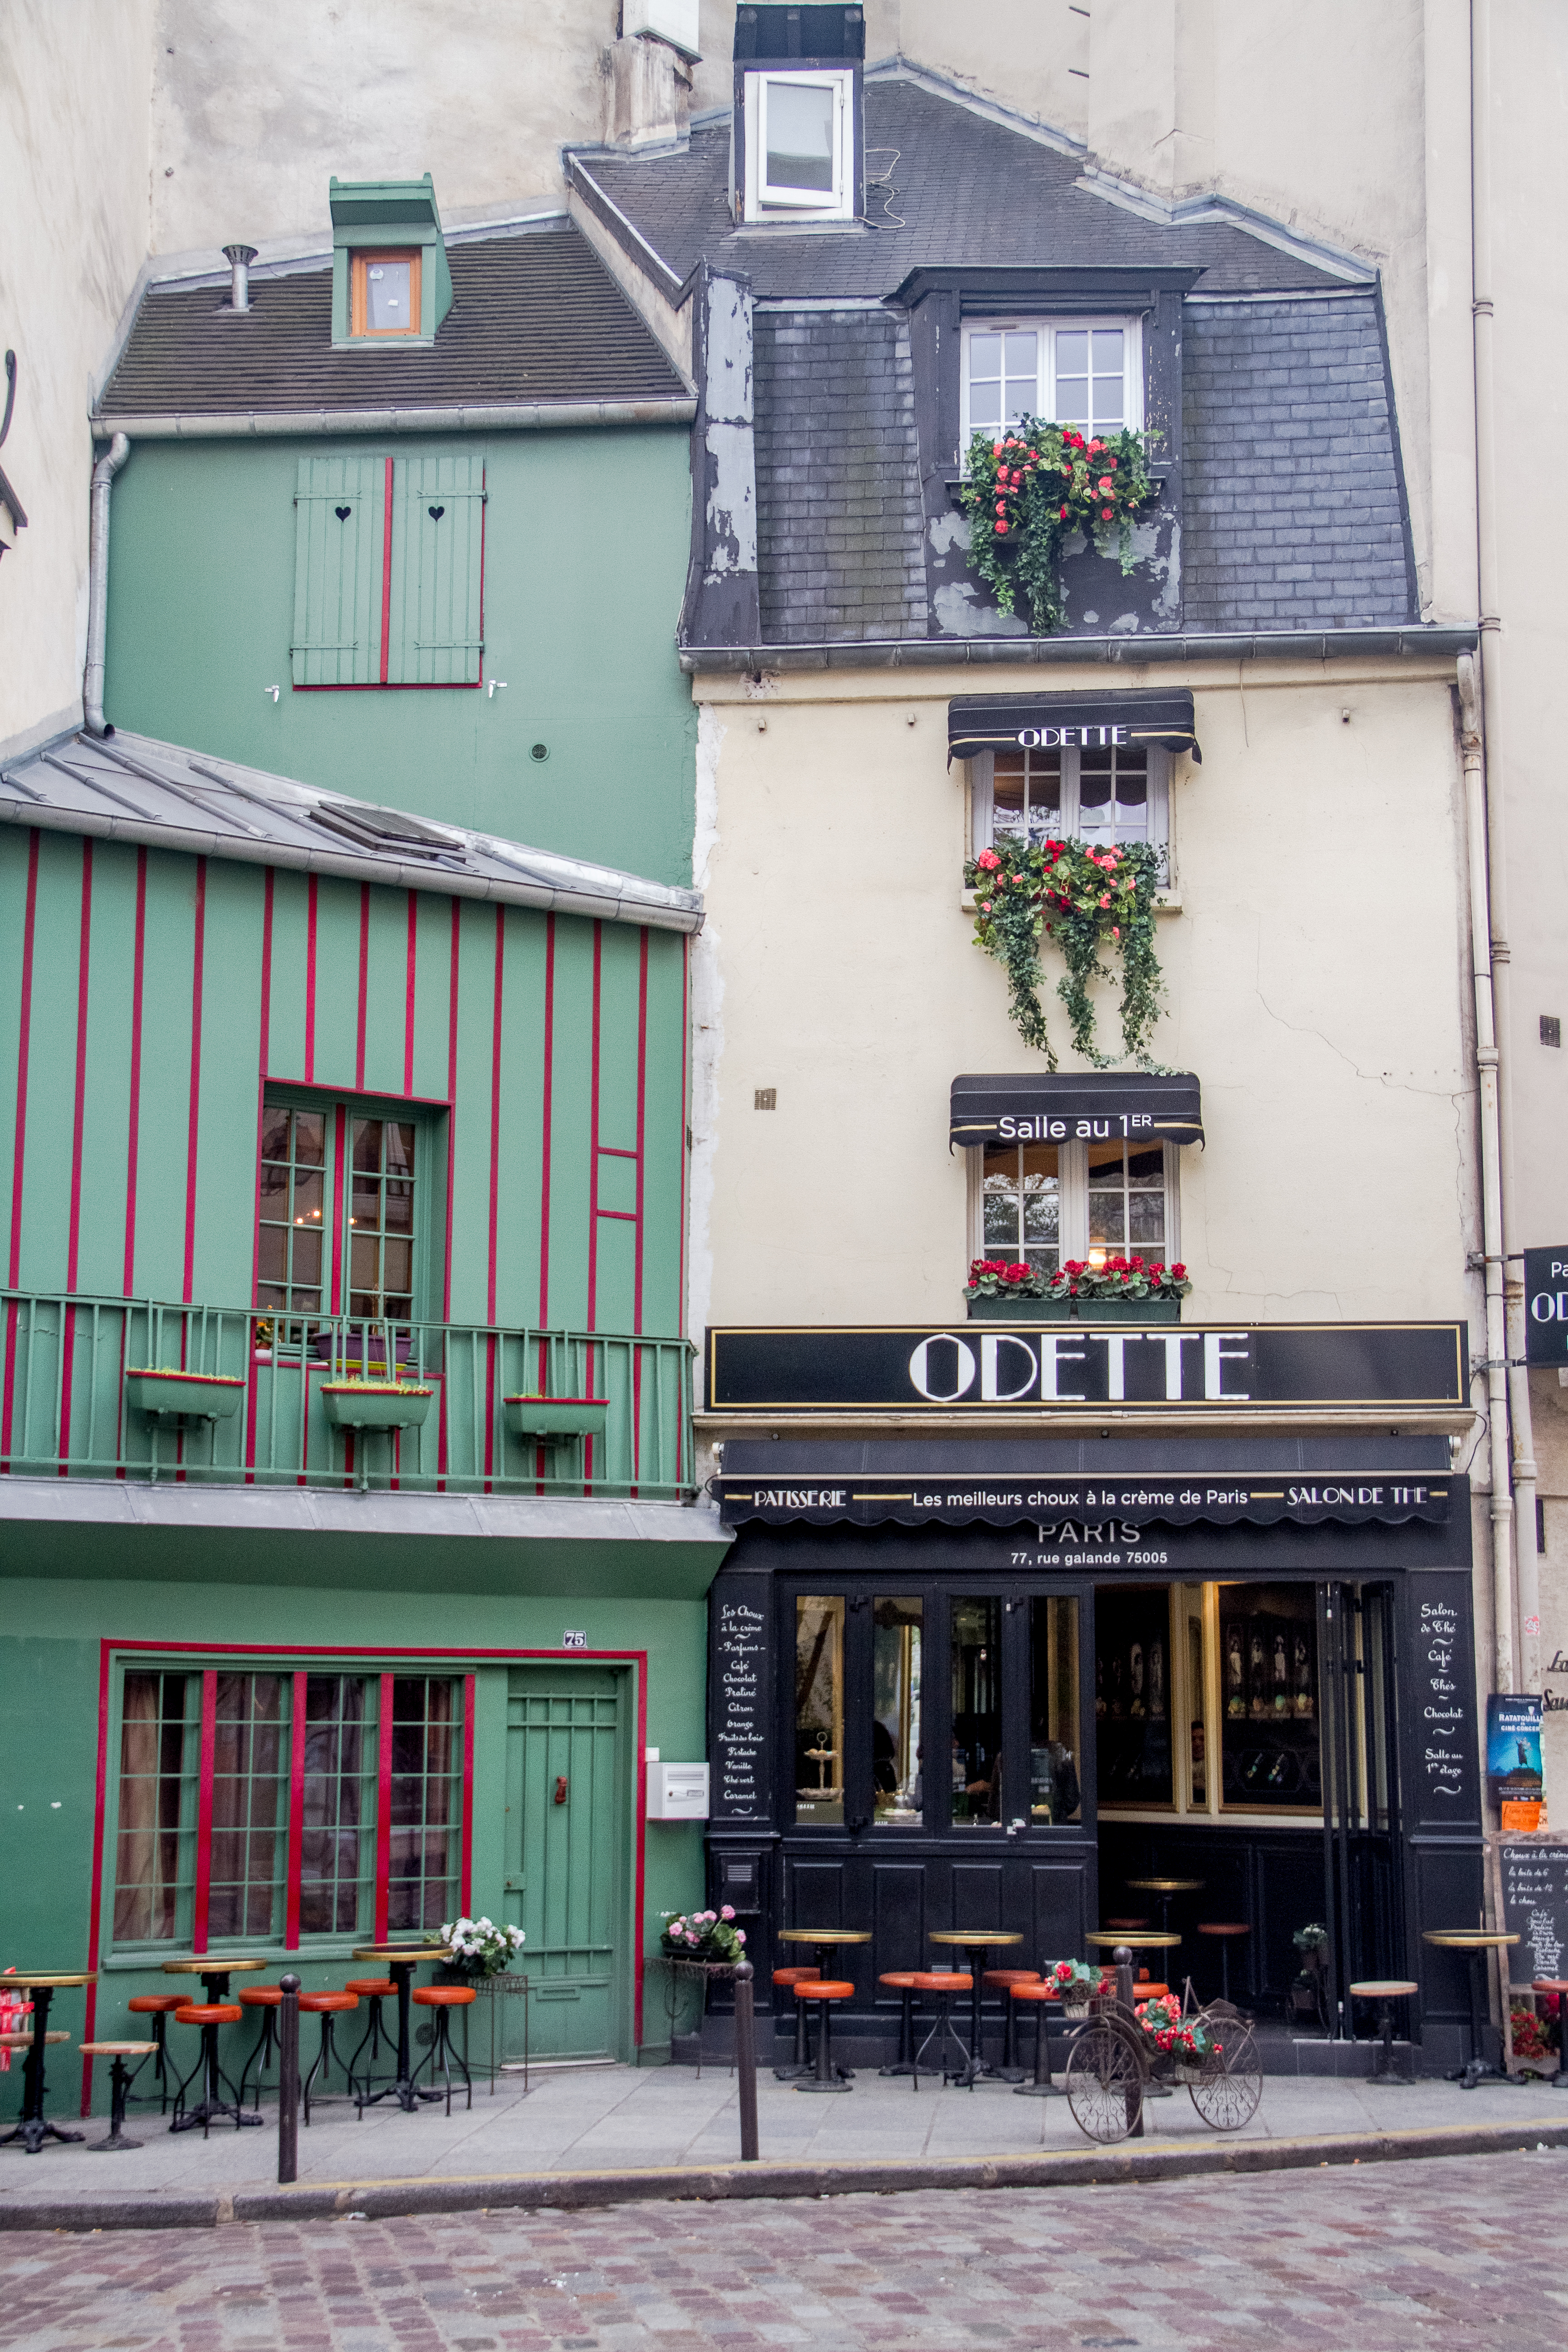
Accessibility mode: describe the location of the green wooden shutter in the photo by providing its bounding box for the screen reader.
[385,453,485,686]
[291,455,385,686]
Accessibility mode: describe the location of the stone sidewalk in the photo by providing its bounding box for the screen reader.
[2,2057,1567,2225]
[0,2148,1563,2348]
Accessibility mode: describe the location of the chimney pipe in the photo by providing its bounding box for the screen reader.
[223,243,258,313]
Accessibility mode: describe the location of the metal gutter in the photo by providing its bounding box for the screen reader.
[92,398,696,441]
[0,793,705,936]
[679,627,1479,673]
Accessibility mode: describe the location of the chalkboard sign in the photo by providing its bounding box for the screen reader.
[1404,1577,1481,1828]
[1492,1836,1568,1986]
[710,1587,771,1825]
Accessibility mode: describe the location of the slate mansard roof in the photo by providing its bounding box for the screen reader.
[570,69,1428,657]
[97,223,690,425]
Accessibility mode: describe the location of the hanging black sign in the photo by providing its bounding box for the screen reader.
[951,1070,1203,1150]
[705,1322,1469,1416]
[947,688,1200,763]
[713,1468,1452,1533]
[1524,1247,1568,1367]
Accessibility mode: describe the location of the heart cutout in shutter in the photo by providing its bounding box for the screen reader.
[334,505,352,520]
[428,504,446,520]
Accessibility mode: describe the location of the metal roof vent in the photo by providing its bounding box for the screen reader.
[222,244,258,314]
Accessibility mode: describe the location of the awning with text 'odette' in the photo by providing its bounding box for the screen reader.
[951,1070,1204,1151]
[947,689,1200,764]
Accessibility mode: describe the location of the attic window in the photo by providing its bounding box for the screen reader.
[351,251,421,337]
[743,69,853,220]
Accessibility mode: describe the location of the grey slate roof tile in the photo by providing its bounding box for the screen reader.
[98,226,686,419]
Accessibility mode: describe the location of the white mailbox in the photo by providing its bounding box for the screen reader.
[647,1761,710,1820]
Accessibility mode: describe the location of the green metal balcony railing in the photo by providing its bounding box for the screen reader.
[0,1290,696,1500]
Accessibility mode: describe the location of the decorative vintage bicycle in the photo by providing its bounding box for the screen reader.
[1063,1978,1262,2143]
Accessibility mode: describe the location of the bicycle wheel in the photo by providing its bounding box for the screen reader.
[1064,2019,1144,2144]
[1187,2023,1261,2131]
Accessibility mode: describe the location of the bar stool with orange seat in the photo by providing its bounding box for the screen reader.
[126,1993,187,2114]
[910,1971,973,2090]
[793,1978,855,2092]
[236,1984,284,2109]
[345,1975,398,2100]
[1197,1921,1251,2005]
[982,1969,1041,2081]
[877,1972,921,2077]
[770,1965,820,2081]
[171,2002,258,2136]
[411,1983,475,2113]
[297,1989,360,2124]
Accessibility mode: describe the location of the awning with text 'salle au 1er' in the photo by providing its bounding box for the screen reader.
[713,1471,1452,1532]
[947,688,1200,764]
[951,1070,1204,1150]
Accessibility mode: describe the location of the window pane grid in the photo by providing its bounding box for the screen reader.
[207,1673,289,1942]
[1087,1141,1168,1258]
[113,1671,199,1946]
[257,1106,327,1315]
[1077,744,1150,848]
[299,1674,376,1938]
[387,1676,463,1932]
[982,1142,1060,1274]
[349,1117,417,1321]
[963,320,1135,441]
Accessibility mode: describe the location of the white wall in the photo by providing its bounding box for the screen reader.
[0,0,154,754]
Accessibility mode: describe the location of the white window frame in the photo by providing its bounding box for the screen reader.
[960,316,1144,446]
[968,744,1171,864]
[966,1138,1181,1273]
[743,69,854,222]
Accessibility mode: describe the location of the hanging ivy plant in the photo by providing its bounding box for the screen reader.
[964,835,1165,1069]
[957,418,1156,633]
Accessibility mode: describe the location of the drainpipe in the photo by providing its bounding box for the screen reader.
[1470,0,1539,1692]
[1458,652,1514,1693]
[83,432,129,737]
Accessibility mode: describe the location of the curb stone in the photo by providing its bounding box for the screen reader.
[2,2116,1566,2233]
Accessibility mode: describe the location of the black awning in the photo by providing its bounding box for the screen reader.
[712,1472,1453,1535]
[948,688,1200,764]
[951,1070,1203,1150]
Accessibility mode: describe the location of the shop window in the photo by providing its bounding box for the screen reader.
[1029,1597,1082,1824]
[872,1596,922,1828]
[978,1137,1175,1275]
[794,1596,845,1825]
[951,1596,1003,1828]
[1095,1586,1175,1809]
[961,319,1142,443]
[109,1664,465,1952]
[291,451,485,688]
[351,249,421,337]
[970,741,1168,859]
[1219,1586,1320,1813]
[742,69,855,221]
[257,1091,433,1330]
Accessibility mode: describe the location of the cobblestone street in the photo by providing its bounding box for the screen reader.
[0,2149,1558,2352]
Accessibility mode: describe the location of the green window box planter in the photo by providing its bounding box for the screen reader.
[965,1296,1182,1325]
[502,1397,608,1445]
[124,1369,245,1422]
[320,1382,435,1432]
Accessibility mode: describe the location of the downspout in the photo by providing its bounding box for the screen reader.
[83,432,130,737]
[1459,652,1514,1693]
[1470,0,1539,1690]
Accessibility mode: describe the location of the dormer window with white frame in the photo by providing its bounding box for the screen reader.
[742,69,855,221]
[961,318,1143,444]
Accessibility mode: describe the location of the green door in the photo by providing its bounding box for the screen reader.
[502,1666,628,2060]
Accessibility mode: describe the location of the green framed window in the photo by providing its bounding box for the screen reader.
[108,1663,467,1954]
[256,1092,435,1327]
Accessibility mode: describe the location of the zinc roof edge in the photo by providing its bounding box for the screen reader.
[91,398,697,438]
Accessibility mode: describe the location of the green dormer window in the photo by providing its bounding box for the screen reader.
[330,174,452,348]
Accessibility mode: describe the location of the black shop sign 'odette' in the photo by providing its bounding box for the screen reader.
[705,1322,1469,1415]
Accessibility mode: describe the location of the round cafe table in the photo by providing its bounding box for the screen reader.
[1086,1933,1182,2097]
[777,1931,872,2082]
[161,1956,271,2132]
[0,1972,95,2154]
[351,1946,453,2112]
[928,1930,1023,2086]
[1126,1877,1205,1940]
[1423,1931,1520,2089]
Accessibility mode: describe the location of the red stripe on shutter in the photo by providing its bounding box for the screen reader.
[379,456,394,686]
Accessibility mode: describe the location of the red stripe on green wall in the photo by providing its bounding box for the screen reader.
[66,840,93,1292]
[403,892,418,1096]
[304,873,318,1083]
[245,872,274,1482]
[192,1668,217,1953]
[284,1668,307,1949]
[539,912,555,1325]
[678,933,689,1484]
[378,456,394,689]
[181,858,206,1303]
[587,921,603,1332]
[122,848,147,1297]
[442,901,459,1323]
[355,883,371,1091]
[79,1637,114,2116]
[6,829,39,1288]
[374,1673,393,1942]
[461,1673,476,1911]
[330,1103,346,1315]
[486,907,504,1326]
[634,927,648,1336]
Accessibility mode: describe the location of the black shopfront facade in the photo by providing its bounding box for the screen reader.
[702,1320,1488,2072]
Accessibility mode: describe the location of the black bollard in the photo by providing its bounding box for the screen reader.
[733,1959,759,2162]
[278,1972,300,2185]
